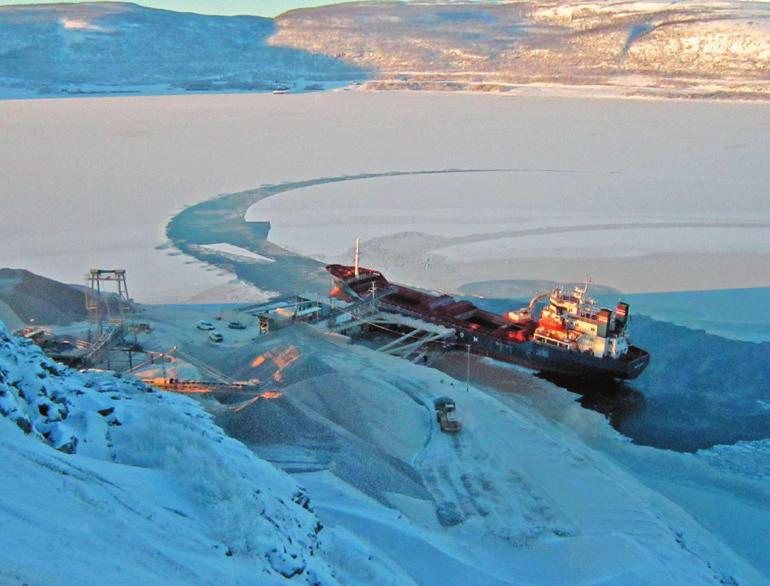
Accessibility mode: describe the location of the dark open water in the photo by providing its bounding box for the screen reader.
[475,297,770,452]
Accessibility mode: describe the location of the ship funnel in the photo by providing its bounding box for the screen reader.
[615,302,629,331]
[354,238,360,277]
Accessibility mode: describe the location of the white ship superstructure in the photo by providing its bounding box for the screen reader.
[531,284,631,360]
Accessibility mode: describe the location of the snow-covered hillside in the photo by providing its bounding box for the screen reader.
[0,2,365,98]
[2,0,767,100]
[275,0,770,99]
[2,299,769,584]
[0,320,403,585]
[208,323,769,585]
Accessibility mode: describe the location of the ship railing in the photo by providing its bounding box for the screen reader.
[621,346,649,362]
[576,311,600,321]
[532,333,573,350]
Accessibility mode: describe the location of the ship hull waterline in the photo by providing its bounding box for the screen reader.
[381,300,650,381]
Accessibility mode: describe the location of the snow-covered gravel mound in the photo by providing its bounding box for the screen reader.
[0,321,405,586]
[209,324,769,585]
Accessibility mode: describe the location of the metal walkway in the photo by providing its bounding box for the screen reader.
[297,293,456,363]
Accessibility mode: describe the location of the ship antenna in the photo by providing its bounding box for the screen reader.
[354,238,360,277]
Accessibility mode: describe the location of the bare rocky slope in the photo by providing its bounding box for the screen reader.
[0,268,86,326]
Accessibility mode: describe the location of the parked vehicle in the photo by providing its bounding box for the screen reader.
[208,331,224,343]
[433,396,462,433]
[197,320,215,331]
[228,321,246,330]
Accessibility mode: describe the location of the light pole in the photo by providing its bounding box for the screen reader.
[465,343,471,392]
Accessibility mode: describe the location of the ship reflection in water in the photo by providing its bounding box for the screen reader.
[538,373,647,438]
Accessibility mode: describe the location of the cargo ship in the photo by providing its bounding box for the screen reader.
[326,253,649,380]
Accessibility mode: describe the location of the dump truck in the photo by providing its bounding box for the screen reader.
[434,396,462,433]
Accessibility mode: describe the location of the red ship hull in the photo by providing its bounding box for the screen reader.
[325,264,650,380]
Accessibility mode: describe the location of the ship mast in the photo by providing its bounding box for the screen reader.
[581,275,592,296]
[354,238,360,277]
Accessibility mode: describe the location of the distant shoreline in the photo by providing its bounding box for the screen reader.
[3,83,770,105]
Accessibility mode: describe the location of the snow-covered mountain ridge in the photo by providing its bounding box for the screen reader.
[1,1,767,99]
[274,0,770,99]
[0,320,400,585]
[0,2,365,98]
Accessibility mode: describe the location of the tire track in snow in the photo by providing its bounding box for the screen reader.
[415,389,586,546]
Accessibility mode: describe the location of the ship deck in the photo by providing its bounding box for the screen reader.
[327,264,535,343]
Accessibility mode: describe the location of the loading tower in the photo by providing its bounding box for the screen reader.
[85,269,133,336]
